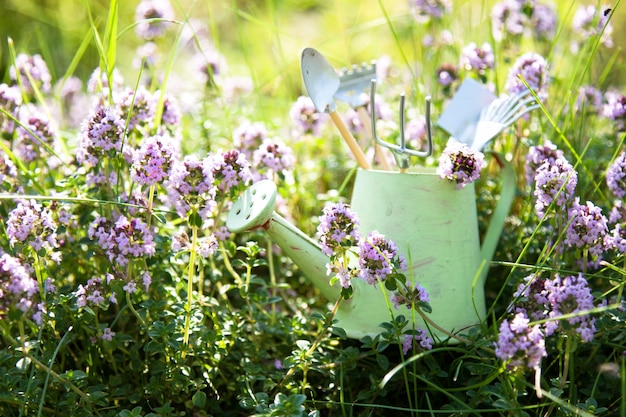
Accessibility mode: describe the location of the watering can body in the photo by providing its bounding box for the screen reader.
[226,163,515,341]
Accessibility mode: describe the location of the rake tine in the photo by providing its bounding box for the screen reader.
[501,103,541,126]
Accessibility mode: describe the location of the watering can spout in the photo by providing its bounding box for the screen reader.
[226,180,341,301]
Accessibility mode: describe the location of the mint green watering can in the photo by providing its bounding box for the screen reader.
[226,161,515,341]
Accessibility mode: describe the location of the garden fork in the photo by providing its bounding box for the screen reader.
[370,79,433,172]
[334,62,392,170]
[470,88,540,151]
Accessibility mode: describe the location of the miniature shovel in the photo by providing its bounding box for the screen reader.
[301,48,371,170]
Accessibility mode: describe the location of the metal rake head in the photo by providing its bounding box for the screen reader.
[334,61,377,108]
[471,88,540,150]
[370,79,433,170]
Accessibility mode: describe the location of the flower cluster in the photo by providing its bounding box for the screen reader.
[317,203,361,258]
[9,53,52,97]
[131,133,177,186]
[532,155,577,220]
[505,52,549,100]
[357,231,407,286]
[134,0,174,40]
[165,155,217,220]
[289,96,329,137]
[459,42,494,74]
[6,199,60,260]
[575,85,603,115]
[88,214,156,268]
[495,311,547,370]
[15,106,58,163]
[572,4,614,49]
[491,0,557,42]
[75,274,117,308]
[602,91,626,132]
[253,138,295,178]
[210,149,253,197]
[0,83,22,133]
[513,273,597,342]
[391,280,430,310]
[524,140,563,185]
[437,138,485,189]
[0,252,42,324]
[564,198,608,257]
[116,86,157,133]
[401,329,434,354]
[409,0,451,22]
[77,105,126,166]
[607,152,626,198]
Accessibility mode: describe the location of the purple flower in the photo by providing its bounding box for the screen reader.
[134,0,174,40]
[252,138,295,177]
[165,155,217,220]
[0,150,18,191]
[6,199,59,257]
[409,0,451,22]
[391,281,430,310]
[602,90,626,131]
[525,140,564,185]
[75,276,111,308]
[325,263,354,289]
[437,138,485,189]
[101,327,116,341]
[191,49,228,88]
[543,273,597,342]
[131,133,177,186]
[87,67,124,95]
[495,311,546,370]
[0,252,42,323]
[233,120,268,151]
[317,202,361,258]
[9,53,52,96]
[460,42,494,73]
[405,116,427,151]
[77,105,126,165]
[572,4,614,49]
[289,96,329,137]
[357,231,407,286]
[532,3,558,40]
[158,91,182,128]
[532,157,577,220]
[505,52,549,101]
[564,198,608,257]
[575,85,603,115]
[116,86,157,132]
[606,223,626,254]
[491,0,527,41]
[0,83,22,133]
[88,214,156,268]
[15,106,57,163]
[210,149,253,196]
[435,63,458,89]
[401,329,433,354]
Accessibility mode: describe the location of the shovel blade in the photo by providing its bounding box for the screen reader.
[301,48,340,113]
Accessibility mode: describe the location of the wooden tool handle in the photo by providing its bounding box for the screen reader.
[329,111,371,170]
[356,106,392,171]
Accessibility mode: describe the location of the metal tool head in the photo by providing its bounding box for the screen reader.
[334,61,377,108]
[470,88,540,151]
[370,79,433,170]
[436,78,497,145]
[301,48,340,113]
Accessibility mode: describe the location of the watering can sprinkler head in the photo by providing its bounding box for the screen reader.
[370,79,433,170]
[226,180,277,233]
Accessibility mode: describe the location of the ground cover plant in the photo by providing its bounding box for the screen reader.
[1,0,626,415]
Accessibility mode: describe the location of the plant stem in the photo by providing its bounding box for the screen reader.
[182,224,198,357]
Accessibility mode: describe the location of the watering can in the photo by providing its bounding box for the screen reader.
[226,161,516,341]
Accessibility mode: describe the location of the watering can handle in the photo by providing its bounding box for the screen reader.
[478,152,516,284]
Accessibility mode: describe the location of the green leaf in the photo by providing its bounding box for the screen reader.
[192,390,207,408]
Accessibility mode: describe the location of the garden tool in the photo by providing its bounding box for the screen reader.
[226,158,516,340]
[470,88,540,151]
[301,47,371,170]
[334,62,392,170]
[369,79,433,172]
[436,78,497,145]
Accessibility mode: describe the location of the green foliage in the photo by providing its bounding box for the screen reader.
[1,0,626,416]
